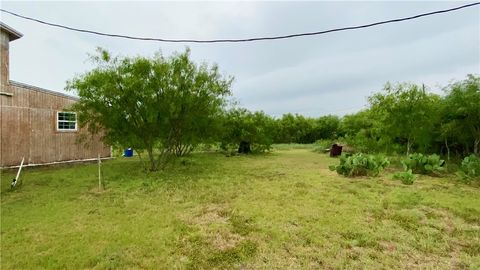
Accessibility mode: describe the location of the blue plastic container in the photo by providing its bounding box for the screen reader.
[124,148,133,157]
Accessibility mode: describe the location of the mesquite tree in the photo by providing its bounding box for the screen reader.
[220,108,276,153]
[442,74,480,155]
[66,48,232,171]
[368,82,440,155]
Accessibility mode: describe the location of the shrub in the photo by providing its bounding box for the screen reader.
[329,153,390,177]
[393,170,416,185]
[315,139,334,150]
[312,139,334,153]
[456,154,480,182]
[401,153,445,175]
[220,109,275,154]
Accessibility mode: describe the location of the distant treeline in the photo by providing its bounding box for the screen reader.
[68,48,478,171]
[227,74,479,157]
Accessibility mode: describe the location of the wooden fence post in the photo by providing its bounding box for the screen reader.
[98,154,102,191]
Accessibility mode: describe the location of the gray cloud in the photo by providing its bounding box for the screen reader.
[2,1,479,117]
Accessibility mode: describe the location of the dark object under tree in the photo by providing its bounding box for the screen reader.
[238,141,251,154]
[330,144,343,157]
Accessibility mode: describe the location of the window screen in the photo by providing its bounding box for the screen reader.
[57,112,77,131]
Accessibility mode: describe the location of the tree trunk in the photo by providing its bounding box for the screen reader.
[146,147,157,171]
[475,138,479,155]
[174,143,194,157]
[406,138,411,156]
[445,137,450,160]
[157,148,172,170]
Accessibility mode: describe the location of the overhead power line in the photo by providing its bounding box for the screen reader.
[1,2,479,43]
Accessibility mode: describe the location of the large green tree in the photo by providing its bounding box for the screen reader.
[340,109,390,153]
[313,115,341,141]
[274,113,312,143]
[368,82,440,155]
[273,114,340,144]
[442,74,480,155]
[220,108,276,153]
[66,48,233,171]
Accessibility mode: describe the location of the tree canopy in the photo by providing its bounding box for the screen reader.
[220,108,276,153]
[67,46,478,170]
[441,74,480,155]
[66,48,233,170]
[368,82,440,155]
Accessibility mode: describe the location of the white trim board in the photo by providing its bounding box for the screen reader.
[0,91,13,96]
[1,157,115,169]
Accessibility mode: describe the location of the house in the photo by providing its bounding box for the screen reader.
[0,22,111,167]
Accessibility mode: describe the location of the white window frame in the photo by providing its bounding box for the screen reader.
[56,111,78,132]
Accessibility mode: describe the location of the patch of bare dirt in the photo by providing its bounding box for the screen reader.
[180,203,246,251]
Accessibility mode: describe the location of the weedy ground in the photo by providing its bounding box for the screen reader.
[1,146,479,269]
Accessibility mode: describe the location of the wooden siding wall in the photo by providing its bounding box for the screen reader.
[0,82,111,167]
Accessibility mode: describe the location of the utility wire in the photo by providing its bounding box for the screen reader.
[1,2,479,43]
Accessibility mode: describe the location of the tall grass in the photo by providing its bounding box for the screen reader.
[1,149,479,269]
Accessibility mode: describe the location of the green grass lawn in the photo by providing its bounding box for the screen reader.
[1,148,479,269]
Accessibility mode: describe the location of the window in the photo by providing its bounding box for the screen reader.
[57,112,77,131]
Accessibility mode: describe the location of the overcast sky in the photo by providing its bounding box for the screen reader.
[1,1,479,117]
